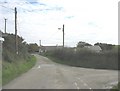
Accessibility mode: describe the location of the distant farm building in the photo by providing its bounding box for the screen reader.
[39,46,62,53]
[84,45,102,52]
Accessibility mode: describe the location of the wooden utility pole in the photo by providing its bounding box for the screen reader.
[39,40,41,47]
[58,24,65,48]
[4,18,7,33]
[63,24,64,48]
[15,7,18,54]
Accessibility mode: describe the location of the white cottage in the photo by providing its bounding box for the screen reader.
[84,45,102,52]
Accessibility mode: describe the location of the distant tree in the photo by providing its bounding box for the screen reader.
[94,42,115,51]
[28,43,39,53]
[77,41,92,48]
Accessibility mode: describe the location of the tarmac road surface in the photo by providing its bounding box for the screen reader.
[3,54,118,89]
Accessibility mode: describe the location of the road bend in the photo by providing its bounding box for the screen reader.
[3,54,118,89]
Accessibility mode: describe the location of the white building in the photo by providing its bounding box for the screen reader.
[84,45,102,52]
[39,45,63,53]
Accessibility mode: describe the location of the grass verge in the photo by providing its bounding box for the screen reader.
[2,55,36,85]
[0,68,2,88]
[111,82,120,91]
[45,55,118,70]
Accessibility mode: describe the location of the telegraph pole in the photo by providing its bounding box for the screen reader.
[39,40,41,47]
[39,40,42,54]
[4,18,7,33]
[63,24,64,48]
[58,24,65,48]
[15,7,18,54]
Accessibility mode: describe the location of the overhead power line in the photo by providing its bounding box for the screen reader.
[0,4,14,11]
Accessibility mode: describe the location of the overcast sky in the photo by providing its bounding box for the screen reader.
[0,0,119,47]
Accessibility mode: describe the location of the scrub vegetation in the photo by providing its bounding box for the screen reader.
[2,33,37,85]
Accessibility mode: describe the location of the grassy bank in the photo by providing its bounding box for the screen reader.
[2,55,36,85]
[111,82,120,91]
[44,48,118,70]
[2,33,37,85]
[0,68,2,87]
